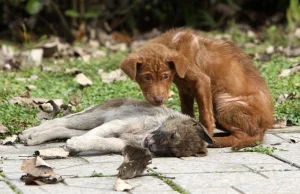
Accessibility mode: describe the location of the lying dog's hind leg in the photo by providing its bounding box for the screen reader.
[66,136,126,153]
[19,117,68,141]
[24,126,86,146]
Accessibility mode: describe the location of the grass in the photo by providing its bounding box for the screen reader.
[237,142,284,155]
[0,30,299,136]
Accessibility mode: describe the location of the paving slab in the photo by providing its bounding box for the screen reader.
[1,127,300,194]
[236,171,300,194]
[162,172,267,194]
[0,180,15,194]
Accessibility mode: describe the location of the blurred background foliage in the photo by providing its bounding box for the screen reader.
[0,0,299,44]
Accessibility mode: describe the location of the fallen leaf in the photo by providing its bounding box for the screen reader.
[0,123,9,134]
[117,145,152,179]
[278,63,300,77]
[75,73,93,86]
[9,96,48,107]
[168,91,175,98]
[266,45,275,54]
[283,47,300,57]
[37,39,59,58]
[20,90,31,98]
[37,100,61,120]
[1,135,18,145]
[273,118,287,128]
[114,178,133,191]
[65,67,81,75]
[99,69,127,83]
[20,156,64,185]
[35,147,69,159]
[60,104,73,116]
[277,92,298,103]
[21,156,53,177]
[290,137,300,143]
[28,49,43,66]
[20,172,63,185]
[25,85,37,91]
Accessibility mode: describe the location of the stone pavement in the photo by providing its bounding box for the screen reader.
[1,126,300,194]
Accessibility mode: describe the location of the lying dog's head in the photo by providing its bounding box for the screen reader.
[120,44,190,106]
[142,116,213,157]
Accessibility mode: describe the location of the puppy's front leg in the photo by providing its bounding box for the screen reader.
[193,74,215,135]
[66,136,126,153]
[177,87,195,118]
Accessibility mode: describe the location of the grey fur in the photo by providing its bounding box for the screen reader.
[19,98,212,157]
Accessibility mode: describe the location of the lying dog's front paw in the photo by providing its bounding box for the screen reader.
[24,134,45,146]
[66,136,87,152]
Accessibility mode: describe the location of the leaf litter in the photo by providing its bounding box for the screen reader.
[20,156,63,185]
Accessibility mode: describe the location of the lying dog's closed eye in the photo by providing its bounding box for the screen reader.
[143,117,212,157]
[19,98,212,157]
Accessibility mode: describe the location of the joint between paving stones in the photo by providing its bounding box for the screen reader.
[269,154,300,169]
[146,168,190,194]
[0,173,22,194]
[231,186,246,194]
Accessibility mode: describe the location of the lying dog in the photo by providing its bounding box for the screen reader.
[19,98,213,157]
[120,28,274,149]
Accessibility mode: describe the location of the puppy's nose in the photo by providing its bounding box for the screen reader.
[153,96,163,104]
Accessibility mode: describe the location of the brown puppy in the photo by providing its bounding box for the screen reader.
[120,28,274,149]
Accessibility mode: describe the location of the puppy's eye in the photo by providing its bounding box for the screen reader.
[163,74,169,80]
[144,74,152,81]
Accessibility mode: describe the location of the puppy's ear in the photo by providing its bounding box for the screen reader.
[120,54,143,80]
[167,52,190,78]
[196,123,213,144]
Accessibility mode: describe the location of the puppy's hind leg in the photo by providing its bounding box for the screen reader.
[66,136,126,153]
[213,96,269,149]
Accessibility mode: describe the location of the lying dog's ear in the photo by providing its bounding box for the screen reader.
[167,52,190,78]
[120,54,143,80]
[196,123,213,144]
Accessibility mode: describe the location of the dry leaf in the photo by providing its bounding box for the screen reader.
[266,45,275,54]
[99,69,127,83]
[20,173,63,185]
[75,73,93,86]
[273,118,287,128]
[283,47,300,57]
[0,123,8,134]
[1,135,18,145]
[117,145,152,179]
[114,178,133,191]
[25,85,37,91]
[28,49,43,66]
[37,100,61,120]
[289,137,300,144]
[20,90,31,98]
[21,156,53,177]
[60,104,73,116]
[278,63,300,77]
[35,147,69,159]
[65,67,81,75]
[277,92,298,103]
[168,91,175,98]
[20,156,63,185]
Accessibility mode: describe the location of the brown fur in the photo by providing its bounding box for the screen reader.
[120,28,274,149]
